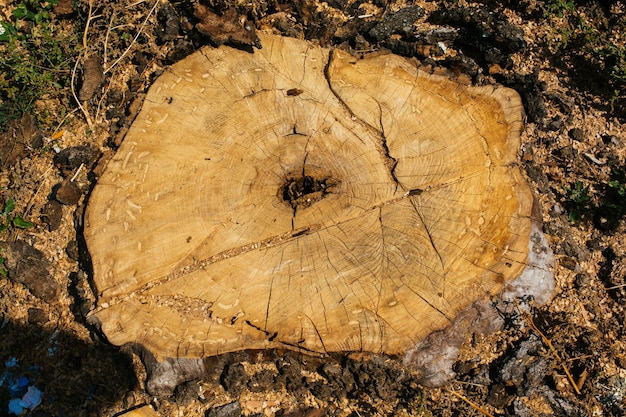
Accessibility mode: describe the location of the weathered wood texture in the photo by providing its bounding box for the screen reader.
[85,34,532,361]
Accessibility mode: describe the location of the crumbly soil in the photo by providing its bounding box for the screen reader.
[1,0,626,416]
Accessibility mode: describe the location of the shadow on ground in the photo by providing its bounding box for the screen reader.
[0,319,136,416]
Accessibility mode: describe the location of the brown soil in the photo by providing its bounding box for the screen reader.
[1,0,625,416]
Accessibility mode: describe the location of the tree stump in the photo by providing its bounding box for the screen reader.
[85,34,534,362]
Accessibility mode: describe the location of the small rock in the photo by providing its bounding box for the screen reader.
[53,0,74,16]
[167,40,196,63]
[194,4,261,49]
[53,145,99,177]
[487,383,510,408]
[40,199,63,231]
[562,236,590,261]
[248,369,275,392]
[275,353,305,392]
[559,256,578,271]
[547,116,563,131]
[498,334,542,387]
[174,380,201,405]
[569,128,584,142]
[142,356,206,397]
[443,55,481,77]
[54,179,83,206]
[65,240,79,261]
[79,55,104,101]
[69,271,93,317]
[156,4,180,43]
[0,113,43,169]
[20,113,45,148]
[128,75,144,93]
[0,240,58,303]
[414,27,458,44]
[368,5,425,41]
[205,401,241,417]
[220,363,249,395]
[27,307,48,325]
[575,273,592,288]
[132,52,152,76]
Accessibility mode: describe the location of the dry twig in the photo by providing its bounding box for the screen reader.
[524,312,582,395]
[103,0,159,75]
[447,389,494,417]
[71,0,100,128]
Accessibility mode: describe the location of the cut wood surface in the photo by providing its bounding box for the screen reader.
[85,34,533,361]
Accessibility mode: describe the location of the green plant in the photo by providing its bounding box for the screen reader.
[0,250,6,277]
[0,0,74,128]
[597,43,626,85]
[604,169,626,215]
[564,180,591,221]
[543,0,576,18]
[12,0,59,25]
[0,198,33,231]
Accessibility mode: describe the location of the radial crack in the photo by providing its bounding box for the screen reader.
[324,49,399,187]
[377,100,400,189]
[409,198,446,297]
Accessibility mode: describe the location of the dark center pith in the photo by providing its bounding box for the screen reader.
[280,175,335,209]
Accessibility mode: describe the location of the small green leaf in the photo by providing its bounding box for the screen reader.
[12,7,28,20]
[13,215,33,229]
[0,22,15,42]
[3,198,15,215]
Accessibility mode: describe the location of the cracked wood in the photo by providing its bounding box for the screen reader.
[84,34,533,361]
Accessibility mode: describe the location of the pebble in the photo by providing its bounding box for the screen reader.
[205,401,241,417]
[0,240,58,303]
[54,179,83,206]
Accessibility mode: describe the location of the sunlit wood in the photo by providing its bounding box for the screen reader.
[85,34,532,361]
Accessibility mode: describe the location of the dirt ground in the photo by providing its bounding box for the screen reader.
[1,0,626,416]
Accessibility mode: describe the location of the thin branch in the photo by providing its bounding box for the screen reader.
[103,0,159,75]
[72,0,100,128]
[447,389,494,417]
[524,312,582,395]
[71,56,94,128]
[606,283,626,290]
[103,12,116,68]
